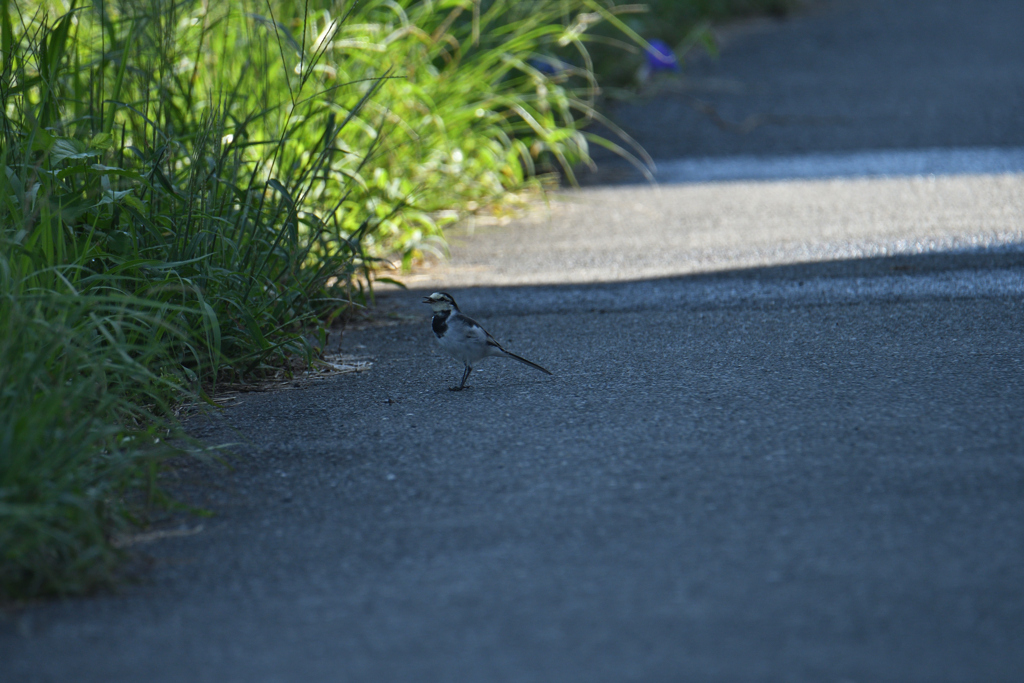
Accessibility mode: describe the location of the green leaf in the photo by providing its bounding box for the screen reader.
[97,188,134,206]
[373,277,407,289]
[89,133,114,150]
[105,231,134,255]
[51,138,100,164]
[267,178,294,207]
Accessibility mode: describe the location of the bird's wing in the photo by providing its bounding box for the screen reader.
[455,313,490,343]
[484,332,505,350]
[455,312,511,354]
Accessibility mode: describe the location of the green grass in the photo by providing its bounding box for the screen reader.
[258,0,658,258]
[0,0,653,598]
[0,0,359,596]
[0,289,179,595]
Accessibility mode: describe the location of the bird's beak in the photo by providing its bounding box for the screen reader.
[421,296,432,304]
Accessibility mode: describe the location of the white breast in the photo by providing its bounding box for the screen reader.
[437,318,491,365]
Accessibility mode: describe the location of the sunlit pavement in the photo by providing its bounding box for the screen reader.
[407,165,1024,288]
[3,1,1024,681]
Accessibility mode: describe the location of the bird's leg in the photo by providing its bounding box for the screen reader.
[449,365,472,391]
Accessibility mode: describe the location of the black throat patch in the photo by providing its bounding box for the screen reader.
[431,309,451,338]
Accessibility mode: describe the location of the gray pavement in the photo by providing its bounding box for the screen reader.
[591,0,1024,167]
[4,1,1024,681]
[412,172,1024,287]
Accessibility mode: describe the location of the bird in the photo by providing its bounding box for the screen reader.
[423,291,552,391]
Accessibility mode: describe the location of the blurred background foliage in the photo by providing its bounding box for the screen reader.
[588,0,798,86]
[0,0,794,597]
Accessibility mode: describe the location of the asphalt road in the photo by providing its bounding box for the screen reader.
[592,0,1024,165]
[3,1,1024,681]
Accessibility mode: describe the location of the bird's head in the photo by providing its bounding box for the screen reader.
[422,291,458,312]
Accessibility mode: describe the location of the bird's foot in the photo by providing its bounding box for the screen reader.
[448,385,470,392]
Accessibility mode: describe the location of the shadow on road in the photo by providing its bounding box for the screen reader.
[4,245,1024,683]
[401,245,1024,319]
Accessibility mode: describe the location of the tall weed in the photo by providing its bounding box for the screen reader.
[0,1,373,596]
[0,0,646,596]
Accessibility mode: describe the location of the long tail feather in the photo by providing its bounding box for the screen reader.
[501,349,553,375]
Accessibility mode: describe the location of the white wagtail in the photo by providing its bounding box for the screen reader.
[423,291,552,391]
